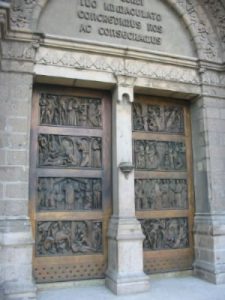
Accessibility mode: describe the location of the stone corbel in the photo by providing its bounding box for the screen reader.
[114,74,136,103]
[119,162,134,179]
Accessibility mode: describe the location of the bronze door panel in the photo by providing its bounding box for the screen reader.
[30,86,111,283]
[133,96,194,274]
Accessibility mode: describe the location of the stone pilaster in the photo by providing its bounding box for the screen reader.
[192,74,225,284]
[105,76,150,295]
[0,47,37,299]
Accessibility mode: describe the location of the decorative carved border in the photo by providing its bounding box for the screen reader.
[36,48,200,85]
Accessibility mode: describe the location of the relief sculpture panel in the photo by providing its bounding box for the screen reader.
[37,178,102,211]
[135,179,187,210]
[36,220,102,256]
[133,103,184,133]
[134,140,186,171]
[140,217,189,250]
[39,93,102,128]
[38,134,102,168]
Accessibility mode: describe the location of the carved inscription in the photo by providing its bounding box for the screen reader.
[39,93,102,128]
[37,178,102,211]
[38,134,102,168]
[36,220,102,256]
[77,0,163,46]
[140,217,189,250]
[134,140,186,171]
[135,179,188,210]
[133,103,184,133]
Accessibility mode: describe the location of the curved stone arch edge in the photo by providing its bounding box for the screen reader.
[1,0,224,63]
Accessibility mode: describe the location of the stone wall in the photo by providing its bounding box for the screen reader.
[192,92,225,284]
[0,72,36,299]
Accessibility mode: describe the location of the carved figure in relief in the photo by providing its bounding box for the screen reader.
[134,140,186,171]
[39,94,48,124]
[77,138,90,167]
[51,222,71,253]
[72,222,92,253]
[147,105,161,131]
[154,180,163,210]
[135,179,188,211]
[61,138,77,166]
[39,94,102,128]
[36,221,103,256]
[59,97,67,124]
[38,178,102,212]
[133,103,144,131]
[62,179,75,210]
[135,141,145,169]
[93,222,102,251]
[165,106,183,132]
[79,104,88,127]
[145,142,159,169]
[93,179,101,209]
[92,138,102,168]
[88,100,102,127]
[38,134,102,168]
[67,98,77,125]
[133,103,184,133]
[141,218,189,251]
[135,180,143,210]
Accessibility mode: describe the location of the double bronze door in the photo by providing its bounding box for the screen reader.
[30,86,194,283]
[30,86,111,283]
[133,95,194,274]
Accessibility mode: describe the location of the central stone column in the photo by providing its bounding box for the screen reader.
[105,76,150,295]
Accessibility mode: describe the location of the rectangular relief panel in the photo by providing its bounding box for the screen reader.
[140,217,189,251]
[134,140,186,171]
[38,134,102,168]
[135,179,188,210]
[133,103,184,133]
[40,93,102,128]
[133,95,194,275]
[36,220,103,256]
[37,178,102,211]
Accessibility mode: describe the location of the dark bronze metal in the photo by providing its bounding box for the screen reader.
[133,103,184,133]
[36,220,102,256]
[30,86,112,283]
[140,217,189,250]
[38,134,102,168]
[37,177,102,211]
[40,93,102,128]
[135,179,188,210]
[134,140,186,171]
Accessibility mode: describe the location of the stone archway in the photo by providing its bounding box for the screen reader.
[8,0,225,62]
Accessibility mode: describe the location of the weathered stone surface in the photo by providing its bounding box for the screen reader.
[0,0,225,299]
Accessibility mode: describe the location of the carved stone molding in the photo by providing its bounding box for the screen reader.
[1,40,39,61]
[173,0,220,61]
[202,0,225,51]
[10,0,37,29]
[36,48,200,85]
[200,69,225,86]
